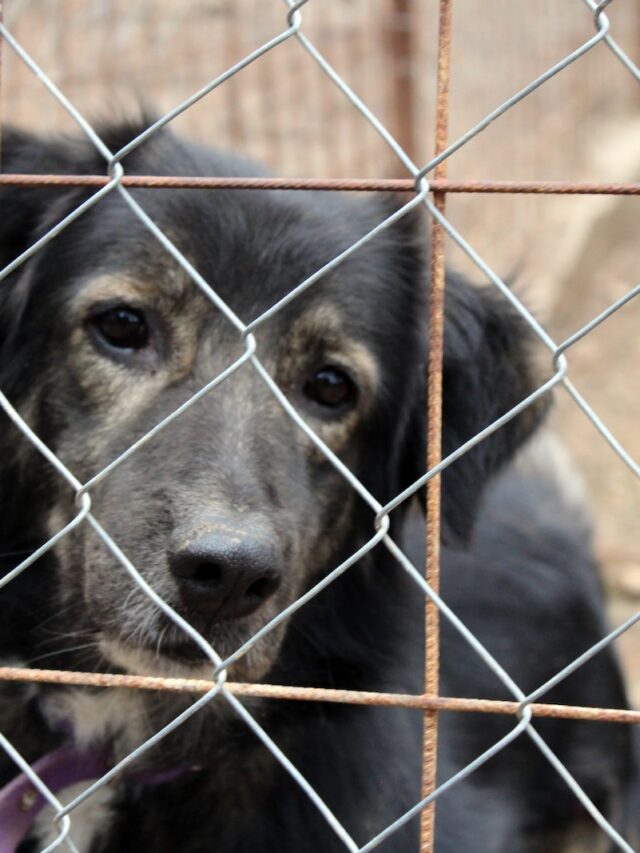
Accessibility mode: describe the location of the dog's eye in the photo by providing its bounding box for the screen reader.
[304,367,358,409]
[90,307,149,350]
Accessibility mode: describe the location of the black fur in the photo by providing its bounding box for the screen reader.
[0,123,636,851]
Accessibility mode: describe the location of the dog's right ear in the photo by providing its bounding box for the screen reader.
[0,128,82,269]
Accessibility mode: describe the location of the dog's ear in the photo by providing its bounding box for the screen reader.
[396,264,549,547]
[378,201,548,545]
[0,127,96,270]
[437,273,549,544]
[0,121,153,270]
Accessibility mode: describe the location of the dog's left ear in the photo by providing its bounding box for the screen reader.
[373,200,548,544]
[436,272,549,543]
[392,247,549,545]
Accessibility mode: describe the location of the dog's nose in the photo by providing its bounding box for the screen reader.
[169,532,281,620]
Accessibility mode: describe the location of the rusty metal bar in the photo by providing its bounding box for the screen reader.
[1,173,640,194]
[421,1,452,850]
[0,666,638,725]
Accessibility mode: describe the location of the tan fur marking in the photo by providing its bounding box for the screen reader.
[32,781,115,851]
[101,636,280,683]
[68,273,185,316]
[281,303,380,456]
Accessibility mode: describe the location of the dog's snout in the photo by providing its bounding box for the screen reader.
[169,531,281,620]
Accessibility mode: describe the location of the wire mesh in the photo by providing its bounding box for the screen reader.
[0,0,638,851]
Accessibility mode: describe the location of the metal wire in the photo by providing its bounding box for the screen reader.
[421,2,451,847]
[2,666,640,723]
[2,175,640,194]
[0,1,638,851]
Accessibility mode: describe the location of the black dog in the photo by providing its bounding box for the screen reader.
[0,123,636,851]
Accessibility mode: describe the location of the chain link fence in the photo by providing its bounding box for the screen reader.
[0,0,638,850]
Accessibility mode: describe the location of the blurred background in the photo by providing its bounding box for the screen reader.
[1,0,639,700]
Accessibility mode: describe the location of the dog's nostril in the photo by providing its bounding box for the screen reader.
[244,576,279,602]
[191,562,223,586]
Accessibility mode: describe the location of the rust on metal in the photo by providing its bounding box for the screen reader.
[0,667,638,725]
[421,0,452,849]
[1,173,640,195]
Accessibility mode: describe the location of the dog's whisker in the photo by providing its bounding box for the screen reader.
[0,549,35,559]
[32,600,92,632]
[121,587,142,612]
[24,641,102,666]
[35,626,97,644]
[154,625,170,660]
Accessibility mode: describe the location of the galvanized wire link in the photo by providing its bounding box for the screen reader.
[223,690,359,852]
[0,501,90,590]
[0,389,93,590]
[562,378,640,477]
[0,733,75,853]
[0,12,424,849]
[1,8,636,852]
[415,9,611,182]
[213,521,390,677]
[78,339,257,495]
[56,679,226,821]
[522,608,640,709]
[244,187,429,334]
[1,2,639,852]
[526,726,635,853]
[107,11,305,170]
[553,283,640,476]
[554,283,640,362]
[583,0,640,82]
[379,368,564,516]
[358,711,533,853]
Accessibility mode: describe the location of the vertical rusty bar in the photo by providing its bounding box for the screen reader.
[389,0,416,170]
[420,0,452,851]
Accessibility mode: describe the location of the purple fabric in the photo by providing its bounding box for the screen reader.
[0,745,111,853]
[0,745,188,852]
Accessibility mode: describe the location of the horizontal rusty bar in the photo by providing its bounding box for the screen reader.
[0,173,640,195]
[0,666,638,725]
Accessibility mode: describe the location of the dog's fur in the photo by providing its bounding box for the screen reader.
[0,123,636,851]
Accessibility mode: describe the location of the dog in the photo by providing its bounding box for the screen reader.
[0,122,636,852]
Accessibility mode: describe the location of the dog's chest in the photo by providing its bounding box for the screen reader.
[41,686,149,754]
[28,780,116,852]
[25,688,149,850]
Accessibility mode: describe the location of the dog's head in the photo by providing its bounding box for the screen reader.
[0,124,548,680]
